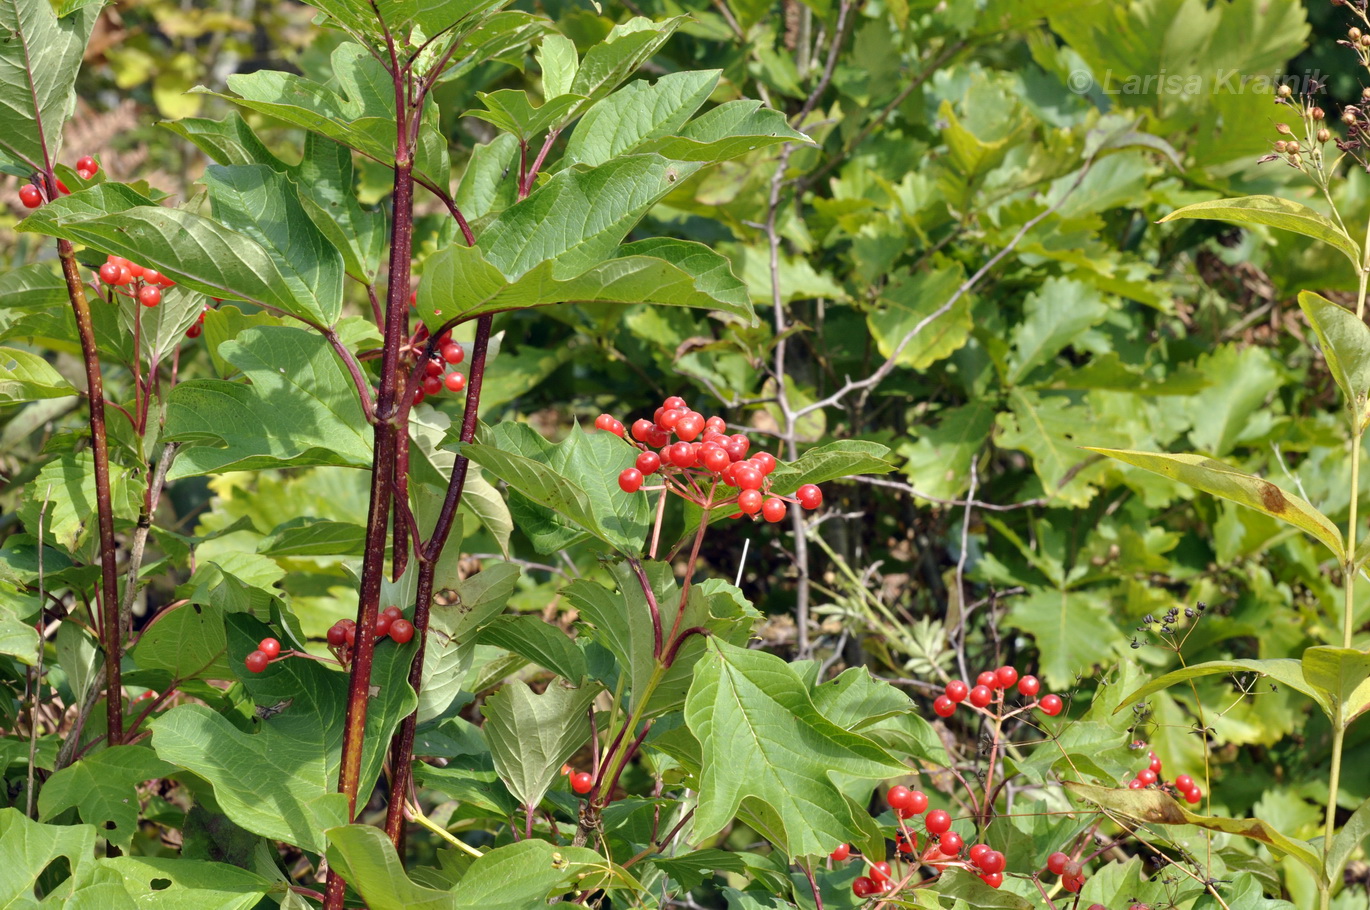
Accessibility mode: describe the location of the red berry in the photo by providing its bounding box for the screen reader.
[795,483,822,509]
[830,843,850,862]
[594,413,614,431]
[1063,873,1084,893]
[968,685,993,708]
[887,785,913,811]
[410,290,418,307]
[424,357,444,376]
[676,413,705,441]
[1017,675,1040,697]
[658,408,684,430]
[737,489,763,514]
[645,426,670,448]
[1137,768,1157,785]
[383,605,403,620]
[933,695,956,717]
[375,614,392,638]
[244,650,269,673]
[1183,787,1202,804]
[76,167,95,181]
[441,342,464,364]
[141,268,162,285]
[186,324,202,339]
[99,262,121,283]
[1128,779,1144,790]
[115,265,133,285]
[906,789,928,814]
[412,388,426,406]
[704,415,726,433]
[701,445,730,473]
[389,619,414,644]
[444,372,466,393]
[56,179,69,195]
[1063,861,1082,878]
[631,418,654,442]
[945,680,969,703]
[761,498,786,522]
[977,670,998,689]
[636,451,661,475]
[76,155,97,174]
[1149,755,1163,773]
[852,877,876,897]
[939,831,963,855]
[665,441,692,468]
[1175,774,1194,791]
[978,850,1005,874]
[979,872,1003,888]
[1038,694,1063,716]
[570,771,593,794]
[734,465,763,490]
[869,861,891,883]
[751,452,777,474]
[327,623,348,647]
[728,433,750,457]
[126,263,145,278]
[344,624,357,645]
[969,844,991,866]
[258,637,281,658]
[19,184,42,207]
[995,666,1019,689]
[138,285,161,307]
[619,468,643,493]
[422,375,442,395]
[1046,852,1069,875]
[662,395,687,410]
[925,809,951,835]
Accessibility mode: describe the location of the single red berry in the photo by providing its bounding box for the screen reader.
[1183,787,1202,804]
[658,408,684,430]
[1137,768,1157,785]
[631,418,654,442]
[662,395,687,410]
[441,342,464,364]
[1017,675,1040,697]
[570,771,593,794]
[1149,755,1163,773]
[896,833,916,853]
[969,844,991,866]
[734,465,763,490]
[945,680,969,702]
[1046,852,1069,875]
[155,273,174,287]
[327,623,348,647]
[933,695,956,717]
[645,426,670,448]
[76,167,95,181]
[76,155,97,174]
[995,666,1019,689]
[939,831,963,855]
[925,809,951,835]
[594,413,614,431]
[980,872,1003,888]
[701,445,730,473]
[676,413,705,441]
[761,498,786,522]
[795,483,822,509]
[420,375,441,396]
[389,619,414,644]
[830,843,850,862]
[1063,861,1082,879]
[977,670,998,689]
[723,437,748,462]
[244,650,269,673]
[869,861,891,883]
[424,357,444,376]
[138,285,161,307]
[99,262,121,283]
[443,371,465,393]
[1039,694,1064,716]
[704,415,726,433]
[56,179,69,194]
[344,624,357,645]
[1063,873,1084,893]
[852,877,877,897]
[126,262,145,278]
[115,265,133,286]
[751,452,777,474]
[141,268,162,285]
[887,785,913,811]
[667,441,694,468]
[906,789,928,814]
[1128,778,1144,790]
[186,324,202,339]
[258,637,281,659]
[619,468,644,493]
[383,605,403,620]
[375,614,392,638]
[737,489,763,514]
[1175,774,1194,791]
[968,685,993,708]
[636,451,661,475]
[978,850,1005,874]
[19,184,43,208]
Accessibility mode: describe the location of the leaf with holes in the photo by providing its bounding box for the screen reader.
[38,746,177,849]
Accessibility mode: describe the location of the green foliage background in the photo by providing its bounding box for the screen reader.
[3,0,1370,906]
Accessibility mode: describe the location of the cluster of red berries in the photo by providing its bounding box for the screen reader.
[931,665,1062,719]
[1044,851,1089,893]
[244,637,283,673]
[833,784,1009,898]
[16,156,96,209]
[325,606,414,658]
[595,397,823,522]
[414,337,466,404]
[186,304,212,339]
[1125,742,1202,804]
[96,253,176,307]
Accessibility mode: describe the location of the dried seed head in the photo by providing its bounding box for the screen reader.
[1277,84,1293,99]
[1312,106,1326,121]
[1319,128,1332,143]
[1276,122,1294,135]
[1274,140,1289,152]
[1352,27,1364,41]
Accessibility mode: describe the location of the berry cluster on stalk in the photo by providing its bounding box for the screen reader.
[15,155,96,209]
[96,253,176,307]
[324,605,413,666]
[1125,741,1202,804]
[595,396,823,525]
[931,665,1063,719]
[409,315,467,406]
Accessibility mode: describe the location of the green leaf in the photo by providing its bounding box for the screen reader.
[810,667,914,731]
[538,34,578,98]
[569,17,689,106]
[1298,291,1370,432]
[640,100,813,161]
[1115,658,1331,720]
[257,518,366,557]
[454,133,519,220]
[478,155,702,280]
[419,561,520,723]
[1006,277,1110,384]
[0,0,100,170]
[1301,646,1370,728]
[0,263,70,312]
[899,401,996,501]
[100,856,273,910]
[149,615,417,853]
[1064,781,1326,886]
[417,236,754,326]
[1184,345,1281,457]
[465,90,586,140]
[481,678,597,809]
[164,326,371,478]
[1085,448,1345,561]
[129,601,232,682]
[19,451,139,554]
[324,824,458,910]
[685,638,908,859]
[1328,796,1370,883]
[934,868,1034,909]
[563,71,719,168]
[768,440,896,493]
[997,389,1098,507]
[202,164,345,325]
[18,185,336,324]
[1159,195,1360,271]
[476,614,587,682]
[0,809,96,907]
[0,347,76,402]
[37,746,177,849]
[1006,588,1127,690]
[866,264,971,370]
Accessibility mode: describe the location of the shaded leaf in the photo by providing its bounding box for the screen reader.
[481,678,597,808]
[1159,195,1360,271]
[37,746,177,849]
[1298,291,1370,432]
[0,347,76,402]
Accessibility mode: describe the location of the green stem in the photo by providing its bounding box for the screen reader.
[1347,434,1361,651]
